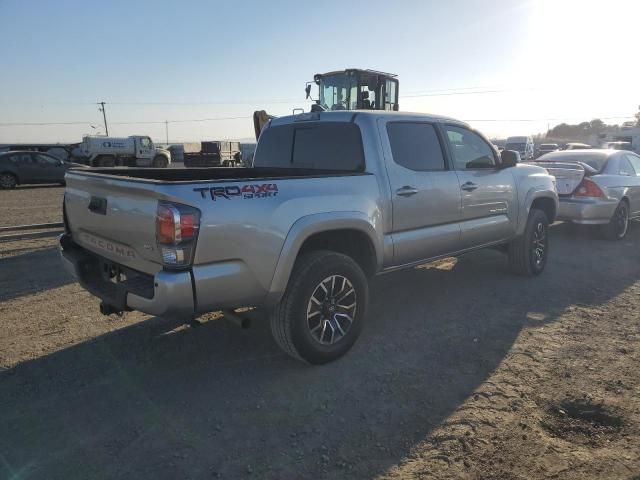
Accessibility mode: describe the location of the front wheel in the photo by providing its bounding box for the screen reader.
[270,250,368,364]
[152,155,168,168]
[508,208,549,276]
[601,200,629,240]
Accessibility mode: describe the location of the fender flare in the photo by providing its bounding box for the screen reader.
[264,212,382,308]
[517,187,559,236]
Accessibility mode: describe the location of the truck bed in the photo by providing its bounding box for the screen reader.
[72,167,368,184]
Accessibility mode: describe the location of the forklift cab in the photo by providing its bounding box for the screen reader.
[306,69,399,112]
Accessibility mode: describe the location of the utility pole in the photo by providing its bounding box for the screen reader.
[165,120,169,145]
[98,102,109,136]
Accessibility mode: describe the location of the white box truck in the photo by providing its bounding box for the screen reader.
[505,136,534,161]
[72,135,171,167]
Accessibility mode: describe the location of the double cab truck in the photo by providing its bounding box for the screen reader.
[59,111,558,364]
[72,135,171,168]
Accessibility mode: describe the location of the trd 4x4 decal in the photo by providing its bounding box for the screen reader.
[194,183,279,201]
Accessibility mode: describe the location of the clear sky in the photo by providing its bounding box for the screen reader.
[0,0,638,143]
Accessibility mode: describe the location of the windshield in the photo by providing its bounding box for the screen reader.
[505,143,525,151]
[318,74,357,111]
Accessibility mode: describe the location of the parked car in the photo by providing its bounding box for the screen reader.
[59,111,558,364]
[534,149,640,239]
[0,151,87,188]
[505,136,534,161]
[564,142,592,150]
[602,141,633,151]
[537,143,560,158]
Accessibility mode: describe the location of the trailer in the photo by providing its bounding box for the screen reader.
[183,141,242,168]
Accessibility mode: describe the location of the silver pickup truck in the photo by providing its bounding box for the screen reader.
[59,111,558,364]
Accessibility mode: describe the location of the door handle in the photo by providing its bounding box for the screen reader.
[396,186,418,197]
[461,181,478,192]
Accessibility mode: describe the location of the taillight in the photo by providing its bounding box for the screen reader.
[573,178,605,198]
[156,202,200,267]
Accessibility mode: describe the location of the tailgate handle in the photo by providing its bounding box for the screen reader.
[88,196,107,215]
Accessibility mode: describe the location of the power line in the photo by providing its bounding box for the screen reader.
[403,88,520,98]
[1,112,634,128]
[0,121,93,126]
[0,115,253,127]
[0,85,539,107]
[464,115,634,122]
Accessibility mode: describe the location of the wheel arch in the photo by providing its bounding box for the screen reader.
[517,189,558,236]
[531,196,557,224]
[265,213,382,308]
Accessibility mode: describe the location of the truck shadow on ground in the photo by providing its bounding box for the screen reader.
[1,222,638,479]
[0,246,74,302]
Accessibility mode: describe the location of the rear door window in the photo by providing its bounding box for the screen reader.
[36,154,60,166]
[386,122,446,171]
[624,154,640,175]
[618,156,636,176]
[254,122,364,171]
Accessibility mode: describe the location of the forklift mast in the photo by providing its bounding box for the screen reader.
[306,69,399,112]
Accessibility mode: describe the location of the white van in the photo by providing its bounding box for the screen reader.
[505,136,534,161]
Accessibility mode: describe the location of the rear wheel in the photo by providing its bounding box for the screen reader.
[508,208,549,276]
[96,155,115,167]
[602,200,629,240]
[0,172,17,189]
[270,250,368,364]
[152,155,168,168]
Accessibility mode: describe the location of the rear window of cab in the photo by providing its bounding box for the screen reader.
[253,122,365,171]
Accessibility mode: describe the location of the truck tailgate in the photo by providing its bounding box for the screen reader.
[64,172,163,275]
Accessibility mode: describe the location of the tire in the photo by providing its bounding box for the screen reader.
[96,156,115,167]
[508,208,549,276]
[601,200,629,240]
[0,172,18,189]
[270,250,369,364]
[152,155,168,168]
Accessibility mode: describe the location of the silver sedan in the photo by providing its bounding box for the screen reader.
[532,149,640,239]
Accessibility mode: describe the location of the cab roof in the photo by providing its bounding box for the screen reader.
[271,110,467,128]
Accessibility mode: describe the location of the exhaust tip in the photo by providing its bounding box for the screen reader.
[99,302,121,316]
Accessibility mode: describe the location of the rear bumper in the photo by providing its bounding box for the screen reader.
[59,234,195,317]
[557,197,618,225]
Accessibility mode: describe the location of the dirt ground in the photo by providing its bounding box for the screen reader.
[0,185,64,227]
[0,185,639,480]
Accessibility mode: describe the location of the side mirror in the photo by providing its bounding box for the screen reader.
[500,150,519,168]
[305,83,312,99]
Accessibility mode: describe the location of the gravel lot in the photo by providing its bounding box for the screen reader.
[0,186,638,479]
[0,185,64,227]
